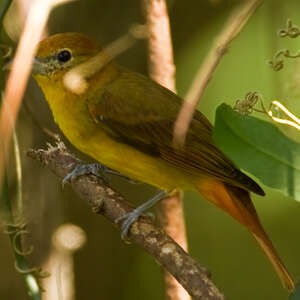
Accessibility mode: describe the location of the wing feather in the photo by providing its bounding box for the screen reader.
[87,68,264,195]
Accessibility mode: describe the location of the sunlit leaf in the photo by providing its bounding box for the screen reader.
[213,103,300,200]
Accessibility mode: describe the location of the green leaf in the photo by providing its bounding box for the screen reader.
[212,103,300,200]
[290,283,300,300]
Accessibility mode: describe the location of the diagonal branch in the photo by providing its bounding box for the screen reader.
[27,143,225,300]
[0,0,74,197]
[173,0,263,148]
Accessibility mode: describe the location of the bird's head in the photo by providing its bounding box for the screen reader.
[33,32,101,78]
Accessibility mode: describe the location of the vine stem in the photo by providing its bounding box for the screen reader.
[1,134,42,300]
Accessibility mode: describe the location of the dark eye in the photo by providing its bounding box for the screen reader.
[57,50,71,63]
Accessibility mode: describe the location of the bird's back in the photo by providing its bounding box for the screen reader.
[88,68,264,195]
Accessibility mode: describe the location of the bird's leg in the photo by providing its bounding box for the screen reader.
[63,163,136,185]
[115,190,167,240]
[63,163,109,185]
[104,169,138,184]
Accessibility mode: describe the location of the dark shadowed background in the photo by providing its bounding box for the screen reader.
[1,0,300,299]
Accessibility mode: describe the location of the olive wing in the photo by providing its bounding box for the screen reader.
[87,69,264,195]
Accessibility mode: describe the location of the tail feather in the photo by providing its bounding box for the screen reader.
[196,179,295,291]
[252,233,295,291]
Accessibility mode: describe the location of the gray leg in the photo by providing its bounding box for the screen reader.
[104,169,138,184]
[115,190,167,240]
[63,163,110,185]
[62,163,137,185]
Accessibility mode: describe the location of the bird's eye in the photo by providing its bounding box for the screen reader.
[57,50,71,63]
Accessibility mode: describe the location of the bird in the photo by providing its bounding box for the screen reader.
[31,32,295,291]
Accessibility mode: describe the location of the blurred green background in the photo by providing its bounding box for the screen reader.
[1,0,300,299]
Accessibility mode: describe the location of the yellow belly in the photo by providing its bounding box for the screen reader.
[36,76,195,191]
[72,128,195,191]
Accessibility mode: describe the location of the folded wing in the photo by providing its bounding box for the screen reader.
[87,68,264,195]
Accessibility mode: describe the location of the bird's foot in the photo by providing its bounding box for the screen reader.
[62,163,110,186]
[63,163,137,186]
[115,190,166,240]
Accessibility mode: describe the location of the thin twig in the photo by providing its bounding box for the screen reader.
[143,1,190,300]
[63,24,147,94]
[143,0,176,92]
[0,2,44,298]
[0,0,74,195]
[173,0,263,148]
[28,144,225,300]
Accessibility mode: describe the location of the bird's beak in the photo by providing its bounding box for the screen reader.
[31,57,47,75]
[2,57,47,75]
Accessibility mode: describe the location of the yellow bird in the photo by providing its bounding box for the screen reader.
[32,32,295,291]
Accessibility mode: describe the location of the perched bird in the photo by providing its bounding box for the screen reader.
[32,32,294,291]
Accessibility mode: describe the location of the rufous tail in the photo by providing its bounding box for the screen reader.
[196,179,295,292]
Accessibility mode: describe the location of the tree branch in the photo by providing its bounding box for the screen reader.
[143,0,176,92]
[143,1,190,299]
[27,143,225,300]
[173,0,263,148]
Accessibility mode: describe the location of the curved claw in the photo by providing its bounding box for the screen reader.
[115,211,140,240]
[115,190,166,240]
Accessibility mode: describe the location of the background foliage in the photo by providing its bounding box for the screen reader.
[1,0,300,299]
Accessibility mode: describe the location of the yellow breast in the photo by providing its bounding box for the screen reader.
[34,75,195,191]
